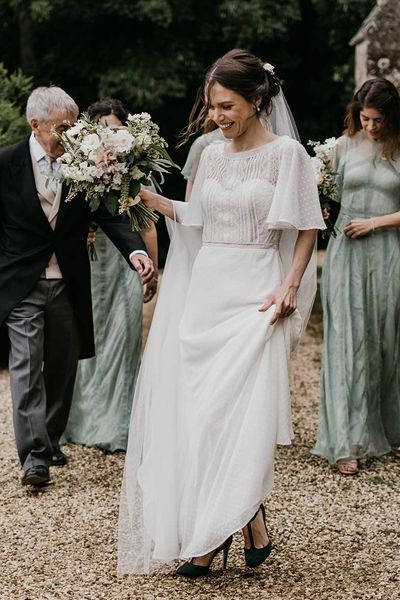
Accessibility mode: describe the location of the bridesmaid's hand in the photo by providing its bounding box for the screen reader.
[259,284,298,325]
[344,218,375,238]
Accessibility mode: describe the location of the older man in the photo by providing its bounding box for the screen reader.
[0,86,153,486]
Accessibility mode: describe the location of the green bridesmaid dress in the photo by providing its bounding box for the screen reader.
[313,131,400,464]
[62,228,143,451]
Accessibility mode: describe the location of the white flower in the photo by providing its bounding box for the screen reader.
[136,132,152,148]
[111,173,123,187]
[67,121,86,137]
[128,112,151,122]
[81,133,102,155]
[310,157,324,185]
[377,57,390,71]
[322,137,336,148]
[263,63,275,74]
[106,129,135,153]
[58,152,73,165]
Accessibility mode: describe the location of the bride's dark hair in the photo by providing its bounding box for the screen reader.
[344,77,400,159]
[179,49,281,146]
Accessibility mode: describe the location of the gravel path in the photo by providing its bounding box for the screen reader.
[0,301,399,600]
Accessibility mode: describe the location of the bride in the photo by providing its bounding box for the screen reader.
[118,49,325,577]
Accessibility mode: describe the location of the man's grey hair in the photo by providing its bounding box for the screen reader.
[26,86,79,122]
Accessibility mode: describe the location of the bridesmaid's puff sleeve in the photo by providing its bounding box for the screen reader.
[267,138,326,231]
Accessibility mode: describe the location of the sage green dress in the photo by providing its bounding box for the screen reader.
[313,132,400,464]
[62,229,143,451]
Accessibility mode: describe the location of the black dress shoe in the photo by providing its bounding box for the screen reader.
[21,465,50,486]
[51,446,68,466]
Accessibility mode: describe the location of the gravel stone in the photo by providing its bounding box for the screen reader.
[0,288,399,599]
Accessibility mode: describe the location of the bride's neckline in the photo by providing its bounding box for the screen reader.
[222,135,286,157]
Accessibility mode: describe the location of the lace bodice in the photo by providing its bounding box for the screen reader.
[176,135,325,246]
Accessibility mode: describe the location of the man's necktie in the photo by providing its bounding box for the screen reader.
[40,155,60,195]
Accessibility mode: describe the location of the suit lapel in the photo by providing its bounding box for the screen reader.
[55,184,70,229]
[10,140,53,232]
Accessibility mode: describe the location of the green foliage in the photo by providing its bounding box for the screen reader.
[0,0,378,146]
[0,63,33,146]
[219,0,300,46]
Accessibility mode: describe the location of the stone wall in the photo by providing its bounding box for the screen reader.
[350,0,400,89]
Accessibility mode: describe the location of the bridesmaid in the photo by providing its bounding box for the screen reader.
[182,120,223,201]
[62,99,158,452]
[314,78,400,475]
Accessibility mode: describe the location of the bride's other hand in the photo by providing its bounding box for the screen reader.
[259,284,298,325]
[322,207,330,220]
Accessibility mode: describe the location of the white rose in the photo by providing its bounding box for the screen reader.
[67,121,86,137]
[107,129,135,153]
[81,133,102,155]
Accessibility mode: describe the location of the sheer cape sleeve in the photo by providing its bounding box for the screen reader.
[268,138,326,230]
[268,138,326,343]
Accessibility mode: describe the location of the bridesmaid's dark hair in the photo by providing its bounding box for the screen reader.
[87,98,129,125]
[344,77,400,158]
[179,49,281,145]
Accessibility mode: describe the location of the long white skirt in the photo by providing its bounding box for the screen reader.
[118,227,302,574]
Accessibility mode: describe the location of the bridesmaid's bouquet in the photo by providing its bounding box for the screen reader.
[308,137,339,239]
[54,113,177,230]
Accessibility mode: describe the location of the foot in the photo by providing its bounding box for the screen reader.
[242,507,270,550]
[337,458,358,475]
[21,465,50,486]
[176,536,233,577]
[190,549,217,568]
[51,446,68,466]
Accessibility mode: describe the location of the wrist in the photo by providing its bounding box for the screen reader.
[283,279,300,290]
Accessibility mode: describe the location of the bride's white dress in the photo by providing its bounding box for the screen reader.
[118,136,325,574]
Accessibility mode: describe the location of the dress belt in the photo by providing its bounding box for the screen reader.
[202,241,279,250]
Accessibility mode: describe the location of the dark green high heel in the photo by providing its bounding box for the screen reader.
[244,504,272,568]
[176,535,233,578]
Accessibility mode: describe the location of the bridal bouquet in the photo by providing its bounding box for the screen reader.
[55,112,176,230]
[308,137,339,239]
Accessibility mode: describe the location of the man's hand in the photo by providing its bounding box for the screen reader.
[143,276,158,303]
[130,253,154,284]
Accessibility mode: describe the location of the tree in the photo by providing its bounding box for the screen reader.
[0,63,32,146]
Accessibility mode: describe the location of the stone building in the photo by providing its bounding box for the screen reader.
[350,0,400,89]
